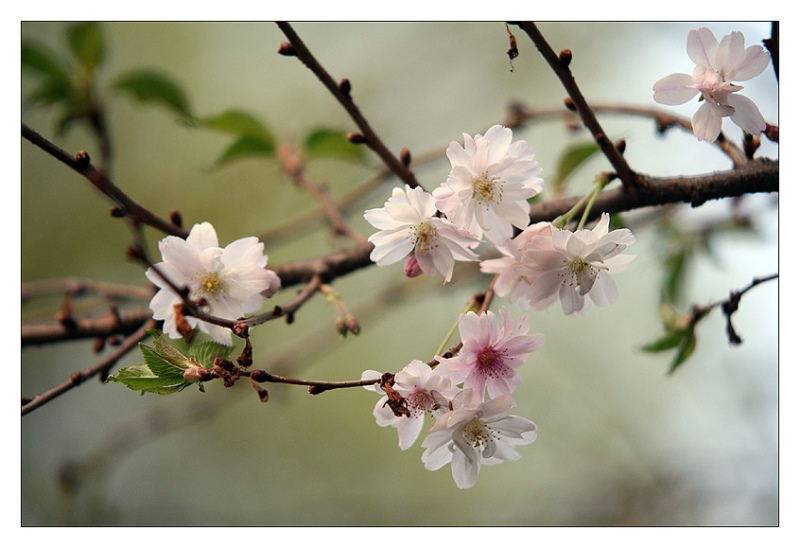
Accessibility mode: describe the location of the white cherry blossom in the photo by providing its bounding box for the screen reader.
[653,27,771,142]
[433,125,543,244]
[146,222,280,345]
[516,213,635,315]
[420,394,538,489]
[364,184,480,283]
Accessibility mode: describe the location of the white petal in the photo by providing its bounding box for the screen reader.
[729,94,766,135]
[687,27,719,69]
[653,73,698,105]
[692,102,723,142]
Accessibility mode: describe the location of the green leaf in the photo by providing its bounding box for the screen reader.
[198,109,274,143]
[67,22,105,73]
[640,328,685,353]
[663,248,689,304]
[668,330,697,375]
[212,135,275,168]
[22,40,72,81]
[22,41,74,108]
[107,362,191,395]
[552,141,600,196]
[112,69,192,119]
[187,340,233,368]
[302,128,367,164]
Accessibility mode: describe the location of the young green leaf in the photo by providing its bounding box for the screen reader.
[107,362,192,395]
[67,22,105,73]
[22,41,74,107]
[668,329,697,375]
[552,141,600,196]
[112,69,192,119]
[187,340,233,368]
[211,135,275,168]
[640,328,685,353]
[303,128,367,164]
[198,109,274,142]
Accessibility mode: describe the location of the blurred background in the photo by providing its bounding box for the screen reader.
[21,22,778,525]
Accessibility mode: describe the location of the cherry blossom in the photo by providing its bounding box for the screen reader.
[146,222,280,344]
[432,125,543,244]
[653,27,771,142]
[516,213,635,315]
[436,308,544,402]
[362,361,458,450]
[420,394,538,489]
[364,184,480,283]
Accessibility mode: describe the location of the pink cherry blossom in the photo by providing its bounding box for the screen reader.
[653,27,770,142]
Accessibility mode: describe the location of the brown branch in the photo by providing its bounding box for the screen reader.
[512,22,641,190]
[22,307,153,346]
[21,123,187,238]
[506,101,748,168]
[276,142,367,244]
[22,319,157,416]
[276,22,424,190]
[529,158,777,224]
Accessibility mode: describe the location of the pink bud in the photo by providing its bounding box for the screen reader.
[404,255,423,278]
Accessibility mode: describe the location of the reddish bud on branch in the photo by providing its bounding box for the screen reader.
[75,150,91,168]
[277,42,296,56]
[170,209,183,228]
[563,97,577,111]
[339,78,352,97]
[347,132,367,144]
[400,147,412,167]
[559,48,572,67]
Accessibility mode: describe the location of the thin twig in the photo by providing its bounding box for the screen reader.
[22,319,157,416]
[21,123,186,238]
[276,22,424,191]
[512,22,641,190]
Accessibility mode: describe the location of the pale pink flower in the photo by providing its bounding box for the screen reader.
[436,307,544,401]
[433,125,543,244]
[364,185,480,283]
[480,221,555,308]
[362,361,458,450]
[146,222,280,345]
[421,394,538,489]
[516,213,635,315]
[653,27,771,142]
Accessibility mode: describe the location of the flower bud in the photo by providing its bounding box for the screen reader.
[559,49,572,67]
[277,42,296,56]
[347,132,367,144]
[404,255,423,278]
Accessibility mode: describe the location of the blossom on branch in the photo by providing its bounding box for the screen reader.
[433,125,543,244]
[420,394,538,489]
[514,213,636,315]
[652,27,770,142]
[146,222,281,345]
[362,361,458,450]
[436,307,544,402]
[480,221,555,308]
[364,184,480,283]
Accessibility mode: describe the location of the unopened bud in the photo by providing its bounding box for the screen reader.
[184,366,215,383]
[400,147,412,167]
[277,42,296,56]
[347,132,367,144]
[765,123,778,142]
[559,48,572,67]
[615,138,626,155]
[347,316,361,335]
[170,209,183,228]
[563,97,576,111]
[339,78,352,97]
[404,255,423,278]
[335,317,348,337]
[75,150,90,168]
[110,207,126,218]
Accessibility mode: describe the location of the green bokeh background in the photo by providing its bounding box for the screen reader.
[21,22,778,525]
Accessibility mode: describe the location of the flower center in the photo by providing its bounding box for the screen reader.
[476,346,509,379]
[410,221,438,254]
[472,172,503,207]
[463,418,496,449]
[197,271,225,299]
[406,388,435,418]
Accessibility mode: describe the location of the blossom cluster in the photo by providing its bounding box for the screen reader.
[363,307,544,489]
[364,124,636,316]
